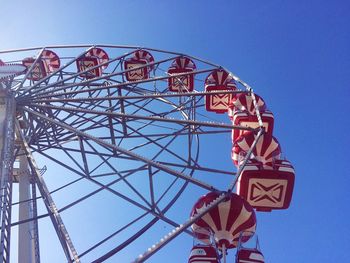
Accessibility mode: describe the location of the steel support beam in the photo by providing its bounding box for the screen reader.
[29,89,246,104]
[0,89,15,263]
[18,152,36,263]
[27,103,253,131]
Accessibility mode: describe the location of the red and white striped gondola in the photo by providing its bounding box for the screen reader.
[76,47,109,79]
[230,110,274,144]
[232,130,281,167]
[167,56,196,92]
[191,192,256,250]
[236,248,264,263]
[22,49,60,81]
[228,93,273,143]
[205,69,237,113]
[124,50,155,81]
[41,50,60,73]
[188,245,220,263]
[229,93,266,116]
[22,57,46,81]
[237,159,295,211]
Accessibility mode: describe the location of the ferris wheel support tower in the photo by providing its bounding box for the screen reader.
[17,153,36,263]
[0,87,15,262]
[0,85,37,263]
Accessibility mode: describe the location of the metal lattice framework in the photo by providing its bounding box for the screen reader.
[0,45,264,262]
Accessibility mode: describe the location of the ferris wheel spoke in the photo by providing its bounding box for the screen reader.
[48,87,121,127]
[29,89,245,105]
[62,112,112,137]
[24,108,217,191]
[26,105,219,182]
[32,129,155,209]
[33,148,87,177]
[49,94,114,129]
[151,209,193,237]
[147,165,161,214]
[26,105,206,150]
[32,147,155,213]
[123,123,191,164]
[82,139,154,208]
[27,107,114,143]
[49,133,88,174]
[30,67,214,100]
[31,95,187,141]
[12,176,84,208]
[32,133,184,215]
[12,160,150,230]
[30,143,116,173]
[28,103,251,132]
[153,173,180,209]
[124,97,163,117]
[158,161,236,176]
[22,54,164,99]
[32,138,210,181]
[92,217,160,262]
[66,98,123,131]
[78,212,150,259]
[57,165,150,215]
[54,92,110,117]
[95,128,231,140]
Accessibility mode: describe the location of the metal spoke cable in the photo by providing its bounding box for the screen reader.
[26,68,215,100]
[23,55,182,99]
[83,139,154,208]
[28,89,246,104]
[27,103,254,131]
[11,163,146,228]
[24,108,217,191]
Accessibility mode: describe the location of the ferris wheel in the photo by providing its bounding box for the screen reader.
[0,45,295,263]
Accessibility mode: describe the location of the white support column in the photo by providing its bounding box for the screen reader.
[0,91,6,156]
[18,153,36,263]
[0,88,15,262]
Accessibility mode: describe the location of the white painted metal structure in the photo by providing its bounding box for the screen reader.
[17,153,36,263]
[0,45,266,262]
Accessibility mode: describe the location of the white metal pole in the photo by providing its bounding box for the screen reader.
[0,88,15,262]
[18,152,36,263]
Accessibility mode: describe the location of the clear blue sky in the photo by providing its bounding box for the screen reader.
[1,0,350,262]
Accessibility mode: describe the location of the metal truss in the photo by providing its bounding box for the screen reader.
[0,45,266,262]
[0,91,15,262]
